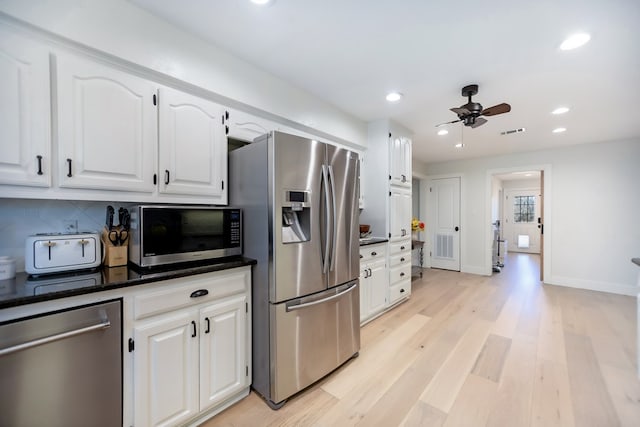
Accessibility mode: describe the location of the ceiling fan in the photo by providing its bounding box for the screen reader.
[436,84,511,128]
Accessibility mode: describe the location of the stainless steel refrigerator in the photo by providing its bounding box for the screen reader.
[230,131,360,408]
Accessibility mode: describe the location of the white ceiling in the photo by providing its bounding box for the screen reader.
[130,0,640,164]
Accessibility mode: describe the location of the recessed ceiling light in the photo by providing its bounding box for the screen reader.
[250,0,273,5]
[552,127,567,133]
[560,33,591,50]
[385,92,403,102]
[525,173,533,177]
[455,143,464,148]
[551,107,570,115]
[437,129,449,136]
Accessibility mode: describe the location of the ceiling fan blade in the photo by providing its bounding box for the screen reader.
[435,119,461,127]
[481,103,511,116]
[450,107,470,116]
[470,117,488,128]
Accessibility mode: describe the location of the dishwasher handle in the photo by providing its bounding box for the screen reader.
[286,283,357,312]
[0,320,111,357]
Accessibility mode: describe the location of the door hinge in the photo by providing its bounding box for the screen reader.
[153,173,157,185]
[152,94,157,106]
[246,365,249,376]
[245,302,248,313]
[128,338,135,352]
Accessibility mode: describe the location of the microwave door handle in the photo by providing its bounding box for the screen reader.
[328,165,337,272]
[321,165,331,274]
[286,283,357,312]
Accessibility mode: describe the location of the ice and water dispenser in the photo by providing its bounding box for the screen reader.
[282,190,310,243]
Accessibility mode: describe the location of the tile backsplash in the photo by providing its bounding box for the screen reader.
[0,199,134,272]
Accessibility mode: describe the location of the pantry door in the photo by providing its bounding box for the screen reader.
[428,177,460,271]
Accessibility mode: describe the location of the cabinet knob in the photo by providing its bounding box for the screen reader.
[360,254,363,259]
[191,320,197,338]
[190,289,209,298]
[37,155,43,175]
[400,288,405,293]
[371,251,377,256]
[400,257,405,262]
[400,246,405,250]
[400,272,405,277]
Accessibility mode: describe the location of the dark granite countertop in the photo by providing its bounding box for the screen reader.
[0,256,256,310]
[359,237,388,246]
[632,258,640,267]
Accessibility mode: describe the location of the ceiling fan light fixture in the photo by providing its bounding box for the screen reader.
[552,127,567,133]
[551,107,570,115]
[385,92,403,102]
[560,33,591,50]
[437,129,449,136]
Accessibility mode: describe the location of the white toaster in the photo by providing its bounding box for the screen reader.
[25,232,102,275]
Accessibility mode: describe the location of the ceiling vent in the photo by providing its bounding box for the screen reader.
[500,127,526,136]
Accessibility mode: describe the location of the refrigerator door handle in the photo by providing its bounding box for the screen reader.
[321,164,332,274]
[286,282,357,312]
[328,165,338,272]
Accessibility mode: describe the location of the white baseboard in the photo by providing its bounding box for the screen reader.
[546,275,636,296]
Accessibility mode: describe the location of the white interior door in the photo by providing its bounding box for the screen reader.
[428,177,460,271]
[503,188,541,254]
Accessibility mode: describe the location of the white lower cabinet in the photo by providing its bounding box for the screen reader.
[131,268,251,427]
[359,243,388,324]
[389,239,412,304]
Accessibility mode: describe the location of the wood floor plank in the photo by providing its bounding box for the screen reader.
[564,331,621,427]
[599,364,640,427]
[419,319,492,413]
[441,374,498,427]
[530,359,576,427]
[399,401,447,427]
[485,334,537,427]
[471,334,512,383]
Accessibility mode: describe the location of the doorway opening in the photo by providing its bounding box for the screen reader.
[488,166,550,282]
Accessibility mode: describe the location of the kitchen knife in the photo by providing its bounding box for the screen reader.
[106,205,115,230]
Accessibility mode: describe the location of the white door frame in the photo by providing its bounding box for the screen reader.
[485,165,552,282]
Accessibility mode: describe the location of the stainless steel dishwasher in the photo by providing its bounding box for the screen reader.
[0,299,122,427]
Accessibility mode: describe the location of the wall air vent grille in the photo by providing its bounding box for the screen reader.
[435,234,454,259]
[500,127,526,136]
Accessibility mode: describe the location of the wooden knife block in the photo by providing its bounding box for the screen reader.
[102,227,128,267]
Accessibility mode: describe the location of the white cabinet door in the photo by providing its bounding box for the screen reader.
[158,87,226,202]
[199,295,248,411]
[390,187,412,240]
[56,53,157,192]
[389,136,411,188]
[368,257,387,314]
[134,310,199,427]
[0,29,51,187]
[359,266,370,322]
[226,108,273,143]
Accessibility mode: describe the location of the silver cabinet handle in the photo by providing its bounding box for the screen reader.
[321,165,331,274]
[0,320,111,357]
[286,283,357,312]
[328,165,338,272]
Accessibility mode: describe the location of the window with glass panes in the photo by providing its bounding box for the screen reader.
[513,196,535,223]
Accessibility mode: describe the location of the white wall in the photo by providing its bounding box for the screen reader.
[417,138,640,296]
[0,0,367,147]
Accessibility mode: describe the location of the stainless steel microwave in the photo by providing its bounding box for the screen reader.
[128,205,242,268]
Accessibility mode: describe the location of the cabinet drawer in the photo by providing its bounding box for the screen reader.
[359,243,386,263]
[389,253,410,267]
[389,263,411,285]
[389,282,411,304]
[134,268,250,320]
[389,239,411,255]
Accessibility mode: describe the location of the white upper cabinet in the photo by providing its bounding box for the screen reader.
[56,53,157,192]
[389,187,412,241]
[158,87,226,203]
[0,28,51,187]
[225,108,274,143]
[389,135,412,188]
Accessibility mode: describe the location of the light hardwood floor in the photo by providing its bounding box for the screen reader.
[204,253,639,427]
